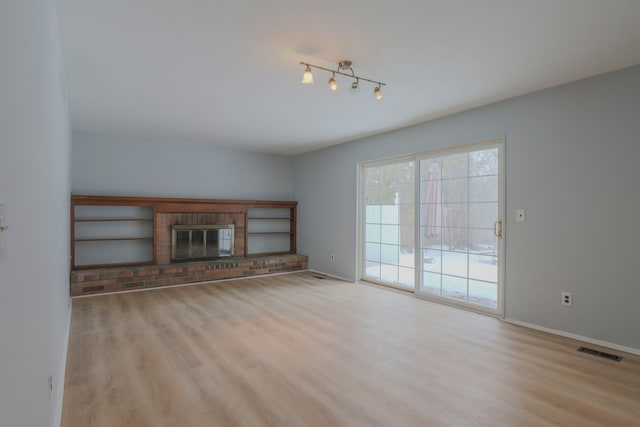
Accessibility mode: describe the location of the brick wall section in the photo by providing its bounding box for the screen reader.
[156,212,245,264]
[70,254,308,296]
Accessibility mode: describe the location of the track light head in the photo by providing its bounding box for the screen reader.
[301,65,314,84]
[350,80,360,94]
[328,75,337,91]
[374,86,383,100]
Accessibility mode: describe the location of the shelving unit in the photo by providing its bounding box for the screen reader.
[246,206,296,256]
[71,202,155,269]
[71,195,298,269]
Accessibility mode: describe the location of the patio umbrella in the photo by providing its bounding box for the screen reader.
[423,162,446,239]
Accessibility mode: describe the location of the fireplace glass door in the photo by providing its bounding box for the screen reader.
[171,224,234,261]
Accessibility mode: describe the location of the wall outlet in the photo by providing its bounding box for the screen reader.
[330,254,335,262]
[561,292,572,306]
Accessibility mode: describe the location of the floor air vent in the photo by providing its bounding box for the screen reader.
[312,275,326,280]
[577,346,622,362]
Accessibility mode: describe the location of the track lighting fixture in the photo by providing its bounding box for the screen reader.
[299,60,385,100]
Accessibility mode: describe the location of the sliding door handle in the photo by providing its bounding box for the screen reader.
[494,219,503,239]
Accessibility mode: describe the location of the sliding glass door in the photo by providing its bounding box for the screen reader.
[362,161,415,290]
[360,140,504,314]
[418,143,503,313]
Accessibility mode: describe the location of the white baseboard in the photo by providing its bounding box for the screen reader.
[56,300,72,427]
[503,318,640,356]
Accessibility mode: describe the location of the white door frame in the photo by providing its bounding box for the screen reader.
[357,138,505,317]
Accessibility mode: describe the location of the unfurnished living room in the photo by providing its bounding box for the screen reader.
[2,1,640,426]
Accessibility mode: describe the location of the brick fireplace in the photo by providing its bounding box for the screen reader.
[70,195,307,296]
[155,211,245,264]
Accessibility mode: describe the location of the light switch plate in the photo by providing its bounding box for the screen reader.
[516,209,525,222]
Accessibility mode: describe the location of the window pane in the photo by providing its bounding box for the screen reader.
[380,244,399,265]
[381,185,398,205]
[381,225,399,245]
[470,176,498,202]
[365,261,381,280]
[443,227,468,252]
[422,226,443,249]
[422,271,441,294]
[444,204,467,227]
[398,267,414,287]
[399,162,415,183]
[469,148,498,177]
[366,205,381,224]
[380,164,399,185]
[442,275,467,301]
[366,242,381,262]
[399,250,415,268]
[366,167,381,185]
[441,251,468,277]
[400,225,414,253]
[381,264,399,284]
[441,152,468,179]
[366,185,382,205]
[381,205,399,225]
[469,253,497,283]
[469,202,498,229]
[422,203,447,227]
[469,229,497,254]
[420,158,442,182]
[423,249,441,273]
[469,280,497,308]
[398,183,415,205]
[442,178,468,203]
[365,223,380,243]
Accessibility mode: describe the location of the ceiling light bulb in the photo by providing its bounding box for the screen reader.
[350,80,360,94]
[374,86,383,100]
[301,65,314,84]
[328,76,337,91]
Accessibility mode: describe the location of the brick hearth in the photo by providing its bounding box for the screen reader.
[70,254,308,296]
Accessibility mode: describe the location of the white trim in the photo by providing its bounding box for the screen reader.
[503,318,640,356]
[72,270,308,298]
[56,300,72,427]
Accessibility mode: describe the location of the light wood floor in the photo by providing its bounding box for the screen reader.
[61,272,640,427]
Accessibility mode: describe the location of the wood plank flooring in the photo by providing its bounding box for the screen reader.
[61,272,640,426]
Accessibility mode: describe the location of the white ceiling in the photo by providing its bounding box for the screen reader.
[56,0,640,155]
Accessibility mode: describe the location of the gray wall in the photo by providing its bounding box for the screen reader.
[72,130,294,200]
[293,65,640,350]
[0,1,72,426]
